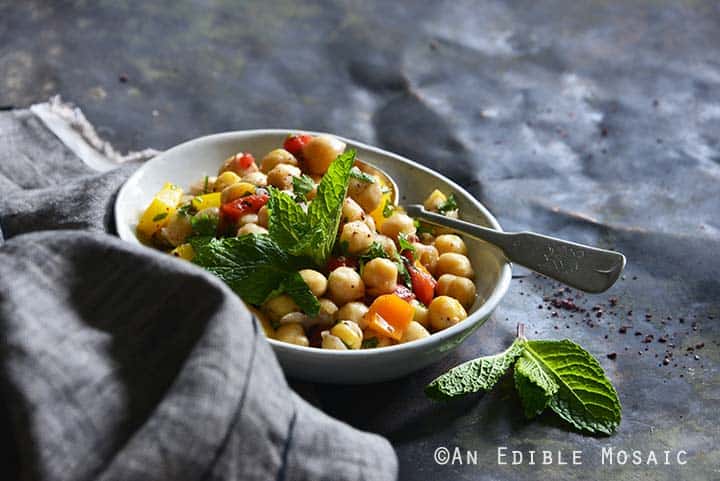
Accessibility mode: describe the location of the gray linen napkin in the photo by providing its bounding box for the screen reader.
[0,106,398,481]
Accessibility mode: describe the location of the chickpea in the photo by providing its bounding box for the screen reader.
[190,176,216,195]
[278,312,308,326]
[161,211,192,247]
[342,197,365,223]
[364,214,376,233]
[248,305,275,339]
[260,148,298,173]
[238,213,259,226]
[267,163,302,190]
[380,212,416,240]
[335,302,370,329]
[347,175,382,213]
[436,253,474,279]
[221,182,256,204]
[219,152,259,177]
[330,320,363,349]
[401,321,431,343]
[302,135,346,175]
[428,296,468,331]
[339,220,374,255]
[299,269,328,297]
[237,223,268,236]
[321,331,347,350]
[436,274,477,308]
[243,171,268,187]
[375,234,398,257]
[413,242,439,275]
[423,189,447,212]
[434,234,467,255]
[263,295,299,322]
[275,323,309,347]
[361,258,398,296]
[327,267,365,305]
[410,299,430,329]
[257,205,269,227]
[214,171,242,192]
[315,298,338,324]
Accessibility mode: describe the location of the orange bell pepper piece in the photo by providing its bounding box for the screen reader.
[364,294,414,341]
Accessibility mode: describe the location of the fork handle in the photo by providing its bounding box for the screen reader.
[407,205,626,293]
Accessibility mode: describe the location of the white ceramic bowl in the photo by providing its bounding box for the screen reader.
[115,130,512,384]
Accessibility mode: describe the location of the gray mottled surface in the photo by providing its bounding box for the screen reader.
[2,0,719,479]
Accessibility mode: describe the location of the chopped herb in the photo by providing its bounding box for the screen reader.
[382,199,395,218]
[358,240,412,289]
[415,220,434,236]
[438,193,458,214]
[397,258,412,288]
[362,241,387,260]
[350,168,376,184]
[398,233,416,254]
[190,211,219,237]
[152,212,168,222]
[336,240,350,256]
[292,174,315,202]
[361,338,379,349]
[203,175,210,194]
[177,203,195,217]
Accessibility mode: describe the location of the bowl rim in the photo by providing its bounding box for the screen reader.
[115,128,513,357]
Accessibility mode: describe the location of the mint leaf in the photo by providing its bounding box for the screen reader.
[438,193,458,214]
[279,271,320,316]
[424,326,622,436]
[514,355,555,419]
[292,174,315,202]
[267,187,309,253]
[522,340,622,435]
[192,234,297,305]
[425,338,525,401]
[295,149,356,265]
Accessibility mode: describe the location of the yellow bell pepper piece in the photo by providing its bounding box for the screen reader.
[137,183,183,239]
[170,243,194,261]
[370,190,393,228]
[191,192,222,211]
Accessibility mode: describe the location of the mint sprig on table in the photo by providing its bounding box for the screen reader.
[425,325,622,435]
[190,150,357,316]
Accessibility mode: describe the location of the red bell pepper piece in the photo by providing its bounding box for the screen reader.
[409,265,436,306]
[283,134,313,157]
[220,193,269,222]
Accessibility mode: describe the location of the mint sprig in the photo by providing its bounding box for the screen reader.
[266,150,356,267]
[425,324,622,435]
[191,151,357,316]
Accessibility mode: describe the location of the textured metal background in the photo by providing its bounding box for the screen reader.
[1,1,718,479]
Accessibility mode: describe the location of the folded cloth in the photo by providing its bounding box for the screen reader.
[0,107,398,481]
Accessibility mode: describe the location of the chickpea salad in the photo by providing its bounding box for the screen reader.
[137,134,476,350]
